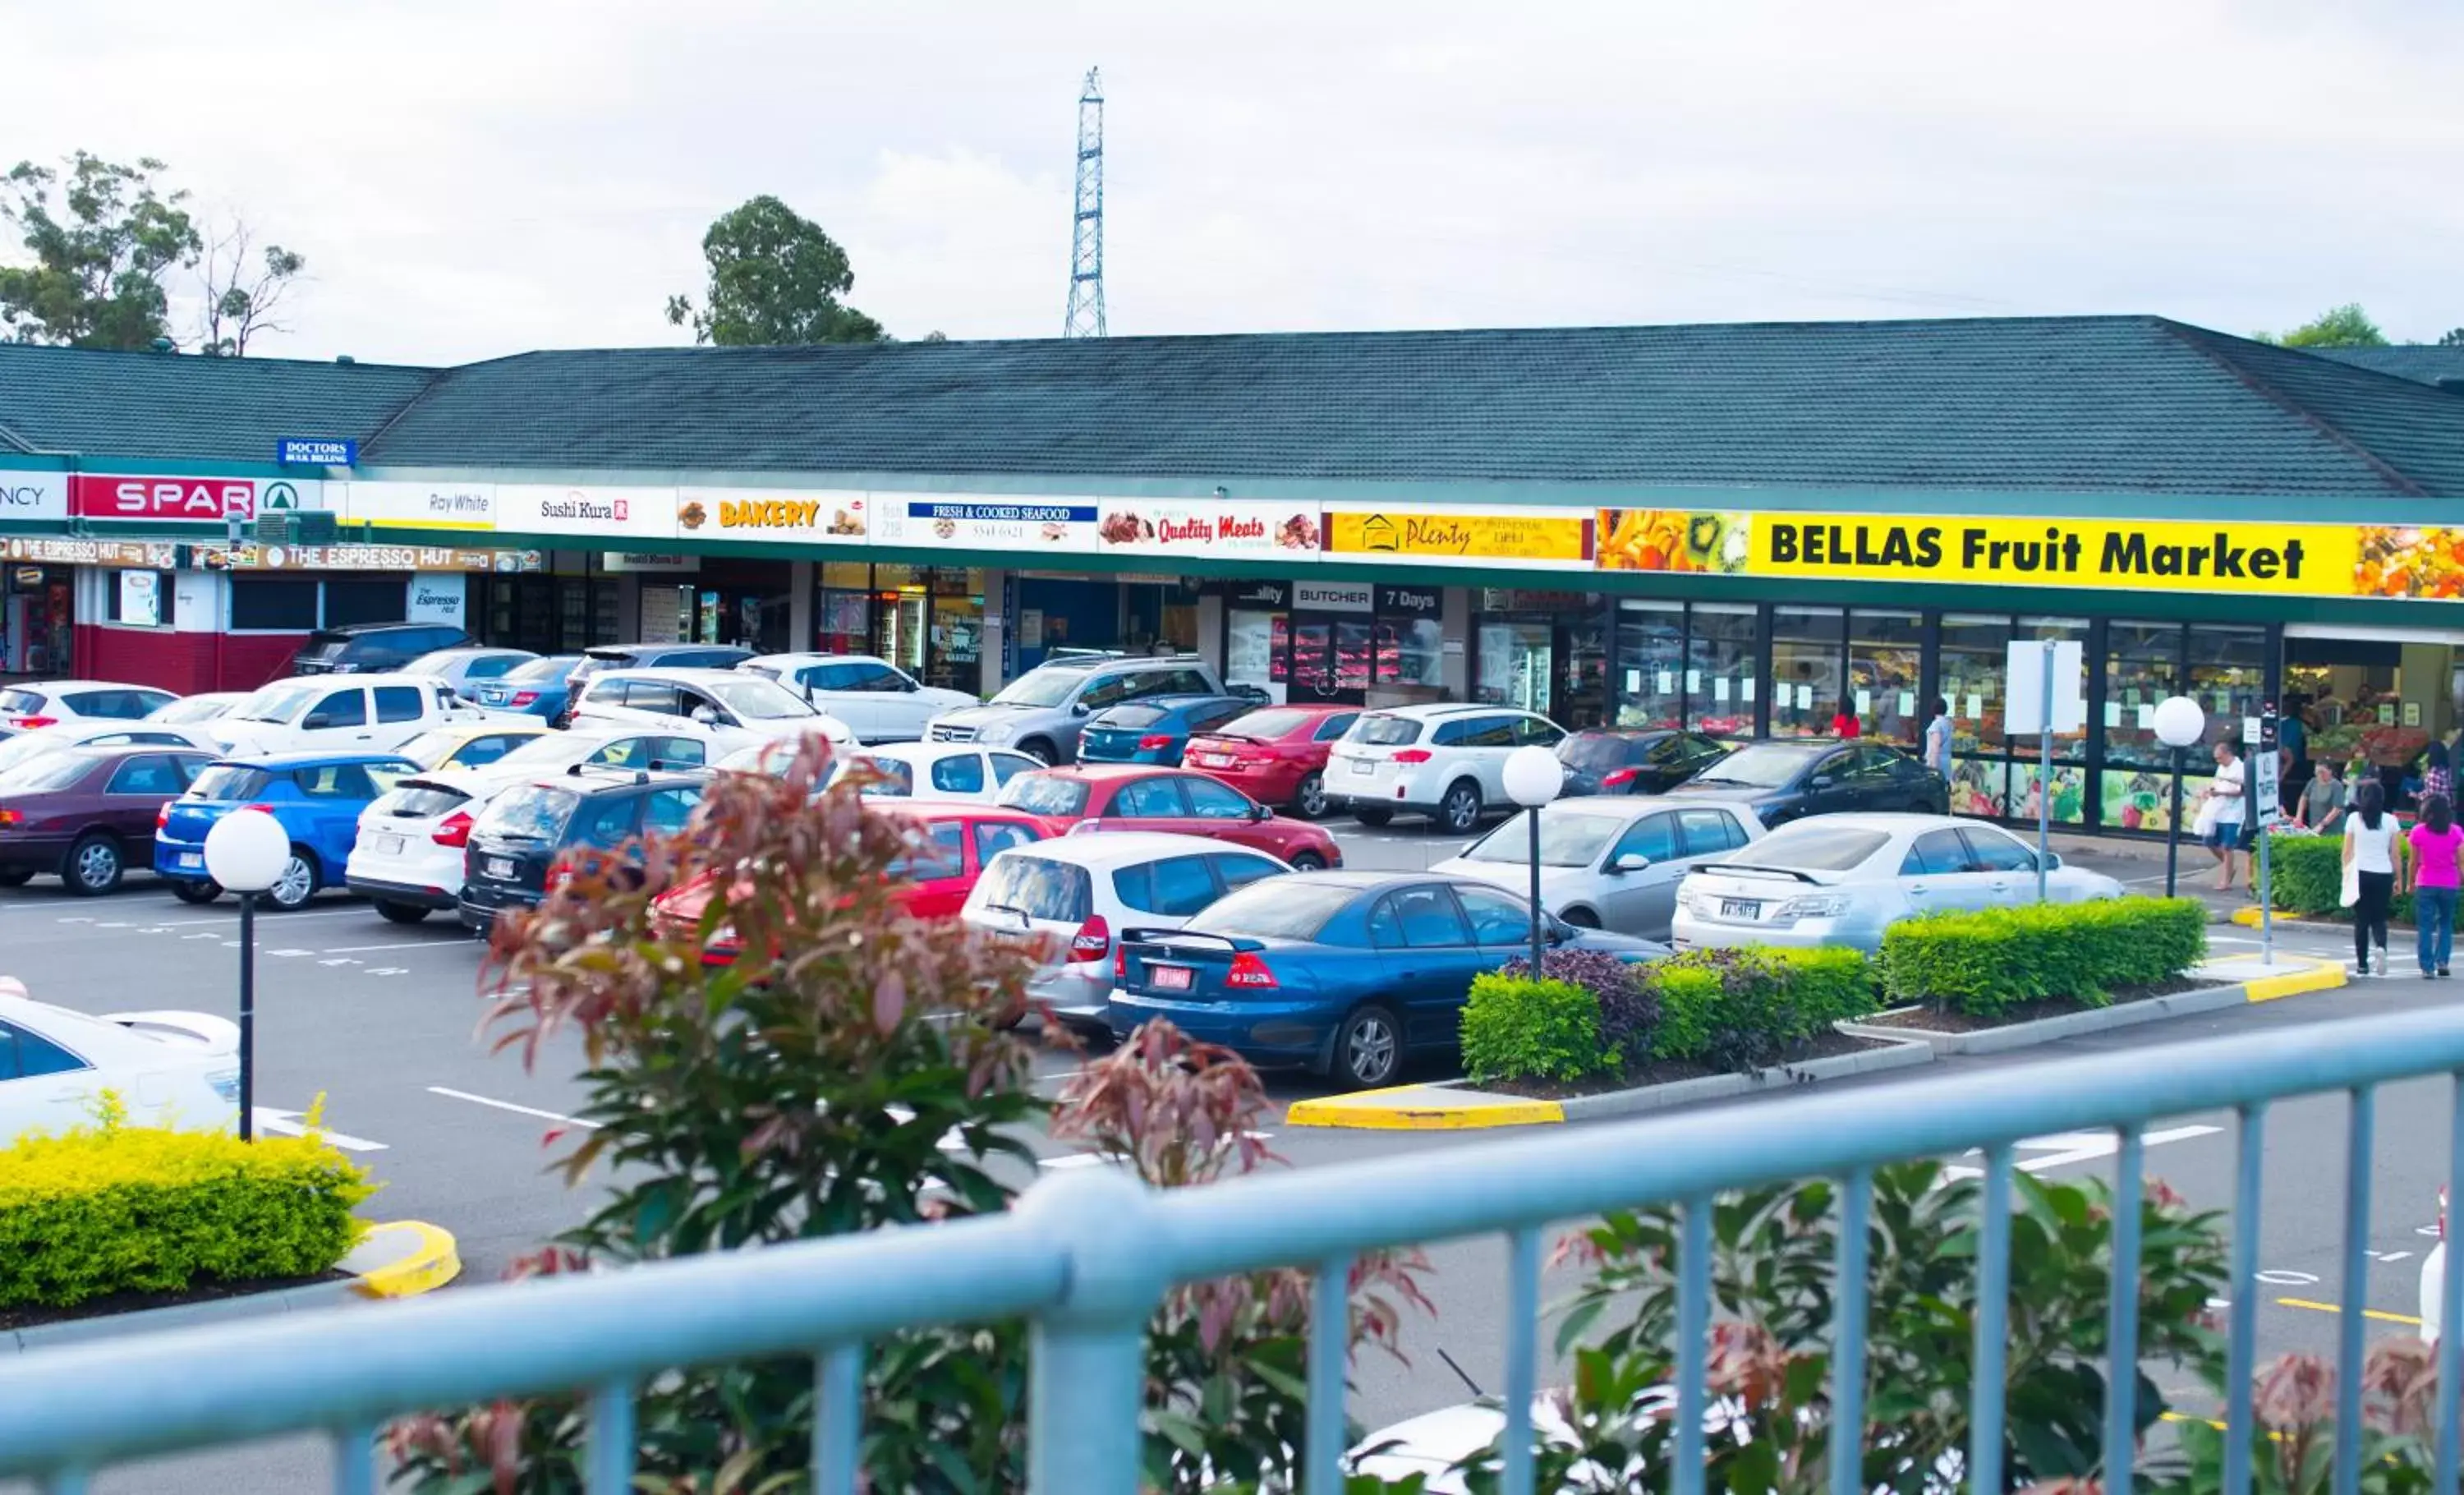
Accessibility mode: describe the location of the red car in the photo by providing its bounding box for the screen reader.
[0,744,215,895]
[995,764,1343,870]
[652,800,1054,963]
[1180,704,1361,820]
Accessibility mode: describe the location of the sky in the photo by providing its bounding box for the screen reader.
[3,0,2461,367]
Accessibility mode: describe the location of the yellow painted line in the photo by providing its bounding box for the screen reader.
[2244,958,2349,1003]
[2231,906,2264,928]
[348,1221,463,1300]
[2275,1295,2422,1327]
[1285,1088,1565,1130]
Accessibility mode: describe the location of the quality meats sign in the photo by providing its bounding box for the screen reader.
[69,475,320,523]
[1093,499,1322,558]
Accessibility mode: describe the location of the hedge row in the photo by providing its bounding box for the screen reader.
[1878,897,2208,1017]
[2250,833,2415,926]
[0,1098,374,1309]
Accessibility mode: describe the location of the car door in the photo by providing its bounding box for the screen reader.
[292,761,381,872]
[369,684,429,751]
[301,686,374,750]
[855,661,935,742]
[1841,745,1909,813]
[1960,826,2044,908]
[1102,774,1193,830]
[1176,775,1271,849]
[1797,748,1863,818]
[1370,884,1485,1046]
[1899,827,1994,914]
[101,753,191,853]
[895,819,974,917]
[0,1018,101,1138]
[967,819,1045,914]
[1595,810,1686,936]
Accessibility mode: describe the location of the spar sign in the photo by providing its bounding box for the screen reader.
[69,475,319,523]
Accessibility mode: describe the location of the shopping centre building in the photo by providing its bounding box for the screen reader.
[4,316,2464,834]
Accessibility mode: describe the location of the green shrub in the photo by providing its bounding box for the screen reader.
[0,1097,373,1309]
[1460,973,1609,1085]
[1879,897,2208,1017]
[1642,947,1879,1074]
[2251,830,2416,925]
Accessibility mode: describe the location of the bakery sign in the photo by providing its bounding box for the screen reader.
[678,487,868,541]
[872,495,1098,553]
[67,475,323,523]
[1093,499,1322,558]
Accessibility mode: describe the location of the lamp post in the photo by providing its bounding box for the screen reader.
[2153,696,2209,899]
[1501,746,1565,977]
[202,808,289,1142]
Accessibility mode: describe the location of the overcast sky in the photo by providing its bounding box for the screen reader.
[5,1,2460,366]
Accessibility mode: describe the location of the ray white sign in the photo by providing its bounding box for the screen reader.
[343,481,499,531]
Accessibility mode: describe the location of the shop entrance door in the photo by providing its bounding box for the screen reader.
[1478,621,1554,716]
[1286,616,1372,705]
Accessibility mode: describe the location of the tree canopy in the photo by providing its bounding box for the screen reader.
[664,195,885,347]
[0,152,201,349]
[2257,302,2390,348]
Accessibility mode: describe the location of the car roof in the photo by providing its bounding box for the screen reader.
[744,652,890,669]
[586,642,747,657]
[313,621,453,637]
[1763,812,1973,838]
[527,766,709,794]
[11,679,166,695]
[590,667,769,684]
[1363,702,1536,720]
[1038,763,1186,782]
[217,750,421,770]
[876,797,1042,821]
[997,830,1273,867]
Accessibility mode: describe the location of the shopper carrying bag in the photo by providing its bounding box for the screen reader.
[2345,780,2402,978]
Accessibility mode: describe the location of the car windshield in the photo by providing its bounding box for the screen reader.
[147,696,232,724]
[188,765,274,802]
[1212,708,1309,740]
[1733,824,1892,873]
[1688,743,1816,789]
[0,752,96,794]
[396,729,472,768]
[1464,809,1626,867]
[1557,732,1644,770]
[230,683,319,724]
[989,668,1092,708]
[1354,714,1422,747]
[402,651,473,676]
[1096,704,1169,729]
[1191,880,1358,941]
[480,784,582,841]
[700,678,817,720]
[971,854,1092,923]
[503,656,579,684]
[999,775,1092,817]
[293,634,351,660]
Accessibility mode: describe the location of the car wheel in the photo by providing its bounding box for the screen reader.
[1437,780,1483,835]
[171,879,223,905]
[64,835,123,896]
[1331,1004,1404,1090]
[375,899,431,926]
[264,849,320,912]
[1353,807,1393,828]
[1562,908,1601,929]
[1290,771,1331,820]
[1017,739,1055,767]
[1289,849,1328,872]
[0,867,33,888]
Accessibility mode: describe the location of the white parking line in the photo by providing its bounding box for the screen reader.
[316,940,471,955]
[427,1085,600,1129]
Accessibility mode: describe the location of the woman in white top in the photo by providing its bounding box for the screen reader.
[2344,779,2406,977]
[2199,741,2249,890]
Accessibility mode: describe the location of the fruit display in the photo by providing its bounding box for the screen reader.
[1599,508,1750,573]
[2356,526,2464,598]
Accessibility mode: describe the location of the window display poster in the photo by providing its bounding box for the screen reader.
[117,569,159,626]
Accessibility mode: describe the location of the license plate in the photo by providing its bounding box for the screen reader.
[177,852,202,869]
[486,857,516,880]
[376,835,406,856]
[1152,964,1194,991]
[1350,759,1373,775]
[1193,752,1231,768]
[1720,899,1761,920]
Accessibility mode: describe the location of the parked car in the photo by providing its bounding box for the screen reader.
[0,745,215,894]
[394,720,554,773]
[655,801,1055,962]
[565,668,853,758]
[458,768,707,935]
[1670,813,2123,956]
[1554,727,1735,797]
[145,691,251,727]
[1078,694,1262,767]
[0,988,239,1143]
[996,765,1343,869]
[1430,797,1766,941]
[471,654,585,719]
[0,680,179,730]
[739,653,979,743]
[208,675,488,757]
[1663,739,1947,827]
[430,729,715,803]
[550,643,755,726]
[760,741,1039,804]
[1181,704,1361,821]
[287,622,474,676]
[1325,703,1566,834]
[1110,872,1665,1088]
[961,831,1295,1037]
[400,646,540,700]
[0,720,219,779]
[154,752,422,910]
[926,654,1228,765]
[344,775,487,925]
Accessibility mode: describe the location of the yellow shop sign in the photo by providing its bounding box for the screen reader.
[1324,509,1593,564]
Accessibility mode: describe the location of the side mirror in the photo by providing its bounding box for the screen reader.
[1251,803,1273,821]
[691,706,719,725]
[303,713,332,730]
[1610,851,1651,873]
[1809,773,1837,789]
[1072,702,1092,716]
[2044,852,2063,870]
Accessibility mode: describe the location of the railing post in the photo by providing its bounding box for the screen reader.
[1016,1166,1166,1495]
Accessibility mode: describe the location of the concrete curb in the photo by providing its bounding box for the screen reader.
[1838,956,2347,1056]
[2,1219,462,1355]
[1555,1036,1935,1123]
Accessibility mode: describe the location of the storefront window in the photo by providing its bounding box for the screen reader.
[1688,603,1758,736]
[816,588,871,654]
[2102,622,2181,772]
[1769,607,1842,738]
[1476,621,1553,713]
[1938,614,2011,816]
[1226,609,1280,697]
[1615,600,1684,729]
[2186,624,2266,751]
[231,577,318,631]
[1377,617,1444,688]
[2007,617,2089,826]
[1848,610,1921,746]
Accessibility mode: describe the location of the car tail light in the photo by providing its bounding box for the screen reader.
[1391,749,1432,765]
[1601,768,1639,789]
[243,803,276,814]
[1069,913,1111,964]
[1113,944,1127,982]
[432,810,474,848]
[0,809,19,827]
[1138,734,1173,751]
[155,803,172,829]
[7,715,56,730]
[509,691,540,707]
[1226,952,1279,989]
[545,861,572,892]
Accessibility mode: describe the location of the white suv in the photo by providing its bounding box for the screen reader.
[739,653,977,744]
[208,674,486,757]
[1325,704,1565,834]
[958,830,1294,1037]
[567,668,853,758]
[0,680,179,732]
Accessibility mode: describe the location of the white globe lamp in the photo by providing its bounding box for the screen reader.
[2151,695,2209,898]
[202,807,288,1142]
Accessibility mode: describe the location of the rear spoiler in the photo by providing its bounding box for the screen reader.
[1120,928,1265,954]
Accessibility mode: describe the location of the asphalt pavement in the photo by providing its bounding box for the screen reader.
[0,816,2448,1492]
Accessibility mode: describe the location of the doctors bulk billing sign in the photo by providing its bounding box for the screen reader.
[872,497,1098,552]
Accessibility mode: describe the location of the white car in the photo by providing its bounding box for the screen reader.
[209,674,487,757]
[959,831,1294,1035]
[1671,813,2125,956]
[1325,704,1566,835]
[0,679,179,732]
[400,646,540,701]
[450,727,715,793]
[345,775,486,925]
[145,691,251,727]
[0,985,239,1144]
[1432,796,1766,942]
[740,653,977,743]
[567,668,853,758]
[0,719,219,778]
[836,742,1043,803]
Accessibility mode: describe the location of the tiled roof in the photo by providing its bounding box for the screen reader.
[2305,345,2464,389]
[0,344,435,463]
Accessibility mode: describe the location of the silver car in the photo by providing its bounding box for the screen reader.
[1671,813,2125,955]
[1429,796,1765,941]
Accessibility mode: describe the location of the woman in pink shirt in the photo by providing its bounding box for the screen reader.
[2404,792,2463,978]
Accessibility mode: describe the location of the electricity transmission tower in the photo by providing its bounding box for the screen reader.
[1064,67,1106,338]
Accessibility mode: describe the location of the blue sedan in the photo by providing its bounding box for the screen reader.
[1109,870,1666,1089]
[471,654,585,719]
[1078,693,1264,767]
[154,752,420,911]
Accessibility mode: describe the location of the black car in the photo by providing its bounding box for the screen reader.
[457,766,706,933]
[1662,738,1947,827]
[549,643,756,728]
[289,622,476,676]
[1553,728,1734,797]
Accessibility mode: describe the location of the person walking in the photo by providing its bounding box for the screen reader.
[2198,738,2248,891]
[2346,780,2402,978]
[2407,792,2463,978]
[2278,697,2310,816]
[1924,697,1954,785]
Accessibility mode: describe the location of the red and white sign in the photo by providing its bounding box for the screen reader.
[68,475,319,523]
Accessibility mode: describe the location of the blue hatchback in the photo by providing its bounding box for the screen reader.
[471,654,584,719]
[1109,871,1666,1089]
[1078,694,1262,767]
[154,752,421,911]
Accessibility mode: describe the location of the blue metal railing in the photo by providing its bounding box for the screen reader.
[5,1004,2464,1495]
